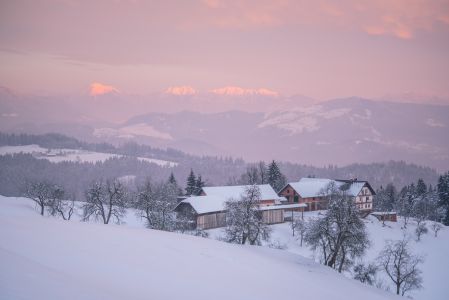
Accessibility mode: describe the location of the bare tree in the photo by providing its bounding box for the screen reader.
[47,188,76,221]
[135,179,178,231]
[430,221,443,237]
[305,183,370,273]
[82,179,128,224]
[292,217,307,246]
[224,185,271,245]
[24,181,61,216]
[377,238,424,296]
[353,263,378,286]
[415,222,428,241]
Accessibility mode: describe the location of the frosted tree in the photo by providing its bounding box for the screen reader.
[185,169,197,196]
[135,178,178,231]
[377,238,424,296]
[82,179,128,224]
[305,183,369,273]
[415,222,428,241]
[437,171,449,225]
[353,263,378,286]
[430,222,443,237]
[239,165,260,185]
[224,185,271,245]
[292,217,307,246]
[267,160,287,192]
[194,175,205,196]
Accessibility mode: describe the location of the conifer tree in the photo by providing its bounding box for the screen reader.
[267,160,287,192]
[194,175,205,196]
[437,171,449,225]
[185,169,197,196]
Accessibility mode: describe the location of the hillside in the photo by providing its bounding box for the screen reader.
[0,196,395,300]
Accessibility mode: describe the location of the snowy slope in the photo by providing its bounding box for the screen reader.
[0,196,395,300]
[0,144,177,167]
[249,213,448,300]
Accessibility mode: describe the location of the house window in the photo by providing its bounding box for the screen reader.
[294,196,299,203]
[366,196,369,201]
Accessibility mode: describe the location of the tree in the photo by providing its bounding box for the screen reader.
[397,184,417,229]
[437,171,449,225]
[377,238,424,296]
[194,175,205,196]
[82,179,128,224]
[257,161,268,184]
[49,190,76,221]
[305,183,370,273]
[267,160,287,192]
[168,172,183,196]
[415,222,428,241]
[224,185,271,245]
[353,263,378,286]
[430,222,443,237]
[135,179,178,231]
[416,178,427,196]
[374,183,397,212]
[292,217,307,246]
[239,165,260,185]
[185,169,197,196]
[24,181,62,216]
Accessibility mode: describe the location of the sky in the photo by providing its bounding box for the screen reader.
[1,0,449,101]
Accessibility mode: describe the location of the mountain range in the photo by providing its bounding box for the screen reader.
[1,87,448,171]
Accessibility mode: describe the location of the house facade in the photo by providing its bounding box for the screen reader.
[174,184,303,230]
[278,178,376,213]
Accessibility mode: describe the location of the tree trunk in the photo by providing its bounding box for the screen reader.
[40,203,44,216]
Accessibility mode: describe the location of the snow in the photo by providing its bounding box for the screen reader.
[287,178,367,198]
[0,144,177,167]
[202,184,284,202]
[0,196,395,300]
[178,195,227,214]
[210,211,449,300]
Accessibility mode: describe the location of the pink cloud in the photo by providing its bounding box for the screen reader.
[211,86,278,96]
[90,82,119,96]
[165,86,196,96]
[199,0,449,39]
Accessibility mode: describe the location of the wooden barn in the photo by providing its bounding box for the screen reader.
[174,184,303,230]
[371,212,397,222]
[278,178,376,213]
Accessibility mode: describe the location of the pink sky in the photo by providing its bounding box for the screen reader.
[1,0,449,101]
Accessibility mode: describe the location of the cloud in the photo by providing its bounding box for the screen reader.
[211,86,278,96]
[165,86,196,95]
[90,82,119,96]
[200,0,449,39]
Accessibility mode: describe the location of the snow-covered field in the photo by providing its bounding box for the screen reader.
[0,144,177,167]
[0,196,395,300]
[1,196,447,300]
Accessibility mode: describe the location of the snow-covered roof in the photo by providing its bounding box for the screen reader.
[259,203,307,211]
[202,184,283,201]
[285,178,371,198]
[176,184,285,215]
[177,195,227,215]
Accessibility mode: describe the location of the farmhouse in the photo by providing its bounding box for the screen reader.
[174,184,303,230]
[278,177,376,213]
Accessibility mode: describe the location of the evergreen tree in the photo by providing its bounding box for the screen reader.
[437,171,449,225]
[267,160,287,192]
[416,178,427,196]
[185,169,197,196]
[194,175,205,196]
[168,172,177,185]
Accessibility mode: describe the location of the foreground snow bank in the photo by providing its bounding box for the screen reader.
[0,196,394,300]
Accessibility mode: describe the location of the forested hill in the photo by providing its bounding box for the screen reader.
[0,132,441,198]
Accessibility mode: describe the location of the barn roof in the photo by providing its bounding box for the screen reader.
[176,184,286,215]
[202,184,284,202]
[177,195,226,215]
[283,178,375,198]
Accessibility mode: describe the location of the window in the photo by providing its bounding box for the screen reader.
[366,196,369,202]
[294,196,299,203]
